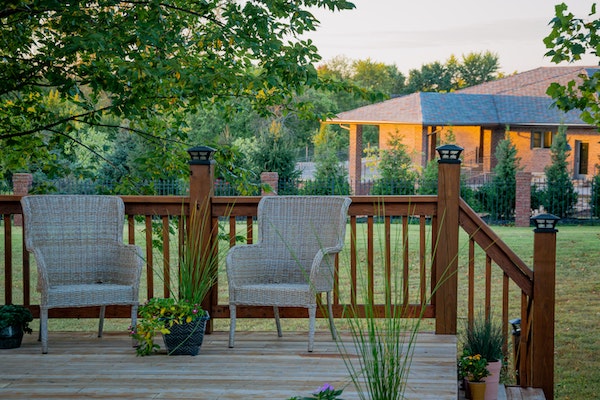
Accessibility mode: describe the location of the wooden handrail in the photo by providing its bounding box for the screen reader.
[458,199,533,296]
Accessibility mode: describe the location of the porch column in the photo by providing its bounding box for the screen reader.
[434,145,462,334]
[187,146,216,333]
[515,172,532,227]
[531,215,558,400]
[348,124,363,195]
[489,128,505,171]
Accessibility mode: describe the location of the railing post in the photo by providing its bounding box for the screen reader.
[435,145,463,334]
[187,146,216,333]
[530,214,558,400]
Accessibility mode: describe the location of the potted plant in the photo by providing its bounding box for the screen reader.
[463,315,504,399]
[458,350,490,400]
[132,201,219,356]
[0,304,33,349]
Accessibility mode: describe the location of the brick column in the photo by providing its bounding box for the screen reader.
[13,173,33,226]
[260,172,279,195]
[515,172,532,227]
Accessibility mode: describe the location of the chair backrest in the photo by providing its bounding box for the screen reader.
[257,196,351,271]
[21,195,126,285]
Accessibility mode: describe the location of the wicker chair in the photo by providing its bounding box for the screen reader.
[20,195,143,354]
[227,196,351,352]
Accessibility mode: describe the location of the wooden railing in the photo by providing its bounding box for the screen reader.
[0,158,556,399]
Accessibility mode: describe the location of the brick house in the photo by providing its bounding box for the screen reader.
[322,66,600,191]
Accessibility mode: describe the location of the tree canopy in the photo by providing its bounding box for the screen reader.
[544,2,600,128]
[1,0,360,179]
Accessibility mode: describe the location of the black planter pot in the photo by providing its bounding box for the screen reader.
[162,313,209,356]
[0,325,24,349]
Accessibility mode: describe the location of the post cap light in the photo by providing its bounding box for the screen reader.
[187,146,216,165]
[531,213,560,232]
[436,144,463,164]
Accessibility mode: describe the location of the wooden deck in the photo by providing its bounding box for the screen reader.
[0,330,457,399]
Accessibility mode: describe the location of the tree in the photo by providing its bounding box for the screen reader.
[544,3,600,128]
[543,126,578,218]
[476,134,521,221]
[592,172,600,218]
[370,134,417,195]
[352,59,405,96]
[458,51,500,87]
[403,52,500,93]
[301,126,350,195]
[250,120,301,194]
[0,0,358,179]
[405,61,454,93]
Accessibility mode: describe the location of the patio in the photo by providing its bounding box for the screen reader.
[0,330,457,399]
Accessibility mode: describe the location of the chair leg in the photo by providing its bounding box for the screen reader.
[308,305,316,352]
[327,291,337,340]
[40,307,48,354]
[229,305,236,348]
[98,305,106,338]
[131,304,138,348]
[274,306,282,337]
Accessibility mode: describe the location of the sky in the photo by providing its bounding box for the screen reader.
[307,0,597,75]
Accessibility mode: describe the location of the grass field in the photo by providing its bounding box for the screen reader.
[1,223,598,399]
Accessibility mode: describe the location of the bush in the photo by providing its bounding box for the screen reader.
[592,173,600,218]
[542,127,577,218]
[369,135,417,195]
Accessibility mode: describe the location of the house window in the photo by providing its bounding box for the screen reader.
[531,131,554,148]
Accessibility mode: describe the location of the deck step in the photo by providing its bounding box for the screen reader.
[505,386,546,400]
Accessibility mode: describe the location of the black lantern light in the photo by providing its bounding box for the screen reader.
[187,146,216,165]
[436,144,463,163]
[530,213,560,232]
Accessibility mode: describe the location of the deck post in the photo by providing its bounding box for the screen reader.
[434,145,462,334]
[531,215,558,400]
[187,146,216,333]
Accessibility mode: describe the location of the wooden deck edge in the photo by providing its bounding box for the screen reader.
[505,386,546,400]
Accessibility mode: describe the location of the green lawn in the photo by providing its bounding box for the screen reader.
[1,223,598,399]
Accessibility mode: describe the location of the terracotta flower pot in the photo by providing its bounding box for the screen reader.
[484,360,502,400]
[468,381,486,400]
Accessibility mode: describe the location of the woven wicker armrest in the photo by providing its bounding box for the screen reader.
[226,244,272,286]
[109,244,144,285]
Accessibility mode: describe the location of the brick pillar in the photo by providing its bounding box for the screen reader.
[348,124,363,195]
[515,172,532,227]
[13,173,33,226]
[260,172,278,195]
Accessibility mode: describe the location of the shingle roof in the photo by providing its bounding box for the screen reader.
[332,93,423,124]
[456,66,598,96]
[327,67,597,127]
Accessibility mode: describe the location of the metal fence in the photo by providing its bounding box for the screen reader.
[5,174,599,225]
[0,180,11,195]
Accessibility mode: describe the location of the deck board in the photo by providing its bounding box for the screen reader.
[0,331,457,399]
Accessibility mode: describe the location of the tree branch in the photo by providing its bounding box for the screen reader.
[47,128,117,169]
[0,107,112,140]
